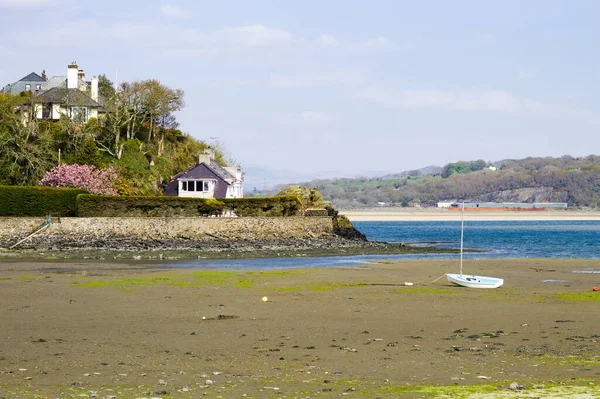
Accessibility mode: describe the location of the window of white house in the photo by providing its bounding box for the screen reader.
[42,104,52,119]
[35,84,41,91]
[70,106,88,123]
[25,84,31,91]
[181,180,213,192]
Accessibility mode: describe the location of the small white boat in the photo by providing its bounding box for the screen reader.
[446,273,504,289]
[446,202,504,289]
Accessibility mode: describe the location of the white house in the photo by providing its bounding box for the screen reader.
[165,150,243,199]
[1,62,101,123]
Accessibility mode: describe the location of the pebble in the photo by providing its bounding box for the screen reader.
[510,382,523,390]
[205,379,213,385]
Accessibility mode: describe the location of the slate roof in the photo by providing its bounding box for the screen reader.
[19,72,45,82]
[208,159,236,182]
[172,160,235,183]
[41,76,88,91]
[1,72,46,94]
[35,87,101,107]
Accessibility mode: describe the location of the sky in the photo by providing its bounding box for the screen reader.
[1,0,599,185]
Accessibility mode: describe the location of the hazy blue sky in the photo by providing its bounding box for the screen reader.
[1,0,598,180]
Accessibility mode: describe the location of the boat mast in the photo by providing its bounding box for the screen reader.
[460,201,464,275]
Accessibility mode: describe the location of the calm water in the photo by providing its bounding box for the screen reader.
[353,220,600,260]
[170,220,599,270]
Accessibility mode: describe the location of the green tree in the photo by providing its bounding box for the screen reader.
[72,137,104,167]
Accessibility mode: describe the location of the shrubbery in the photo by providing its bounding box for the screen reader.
[76,195,302,217]
[0,185,87,216]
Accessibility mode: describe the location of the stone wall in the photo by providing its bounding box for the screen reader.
[0,216,336,245]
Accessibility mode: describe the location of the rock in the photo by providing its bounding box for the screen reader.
[205,379,213,385]
[509,382,524,390]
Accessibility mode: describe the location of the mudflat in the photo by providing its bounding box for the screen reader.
[1,258,599,398]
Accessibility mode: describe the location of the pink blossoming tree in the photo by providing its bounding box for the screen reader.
[40,164,119,195]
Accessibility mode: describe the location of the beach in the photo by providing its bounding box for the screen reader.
[342,209,600,221]
[1,258,599,398]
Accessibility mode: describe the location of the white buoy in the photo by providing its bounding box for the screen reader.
[261,296,268,302]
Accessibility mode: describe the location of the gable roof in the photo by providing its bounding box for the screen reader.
[171,160,236,184]
[207,159,237,182]
[1,72,46,94]
[35,87,101,107]
[19,72,45,82]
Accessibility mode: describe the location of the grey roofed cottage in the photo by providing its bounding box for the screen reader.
[34,87,101,122]
[0,62,101,123]
[0,72,46,94]
[165,150,243,199]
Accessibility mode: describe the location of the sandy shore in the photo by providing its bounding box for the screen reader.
[1,258,599,398]
[342,209,600,221]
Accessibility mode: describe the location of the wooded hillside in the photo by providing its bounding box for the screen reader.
[256,156,600,208]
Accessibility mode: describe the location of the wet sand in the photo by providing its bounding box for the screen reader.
[343,209,600,221]
[1,258,599,398]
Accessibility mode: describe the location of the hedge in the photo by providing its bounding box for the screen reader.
[76,195,303,217]
[0,186,88,217]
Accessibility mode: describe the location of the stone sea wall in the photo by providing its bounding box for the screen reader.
[0,216,336,246]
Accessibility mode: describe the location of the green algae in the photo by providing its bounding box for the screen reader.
[555,292,600,301]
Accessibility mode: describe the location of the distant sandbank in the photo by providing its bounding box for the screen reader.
[342,208,600,221]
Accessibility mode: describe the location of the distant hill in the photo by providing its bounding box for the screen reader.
[248,155,600,208]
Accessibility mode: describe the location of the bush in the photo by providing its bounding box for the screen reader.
[0,185,87,216]
[76,195,303,217]
[276,186,330,209]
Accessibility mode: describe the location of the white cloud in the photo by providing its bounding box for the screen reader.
[354,85,544,112]
[301,111,336,123]
[359,35,401,51]
[159,4,191,20]
[269,70,364,88]
[317,34,339,48]
[477,33,496,42]
[105,23,292,58]
[517,71,536,80]
[218,25,291,47]
[0,0,52,7]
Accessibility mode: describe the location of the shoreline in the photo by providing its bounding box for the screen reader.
[342,209,600,221]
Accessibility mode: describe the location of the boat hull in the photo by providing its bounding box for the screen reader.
[446,273,504,289]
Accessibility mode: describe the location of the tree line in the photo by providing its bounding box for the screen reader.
[256,155,600,208]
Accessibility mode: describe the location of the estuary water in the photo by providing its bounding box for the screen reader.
[172,220,599,270]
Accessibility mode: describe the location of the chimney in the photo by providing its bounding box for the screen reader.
[41,70,47,80]
[198,149,214,164]
[78,69,85,80]
[225,166,242,180]
[91,76,99,102]
[67,62,78,89]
